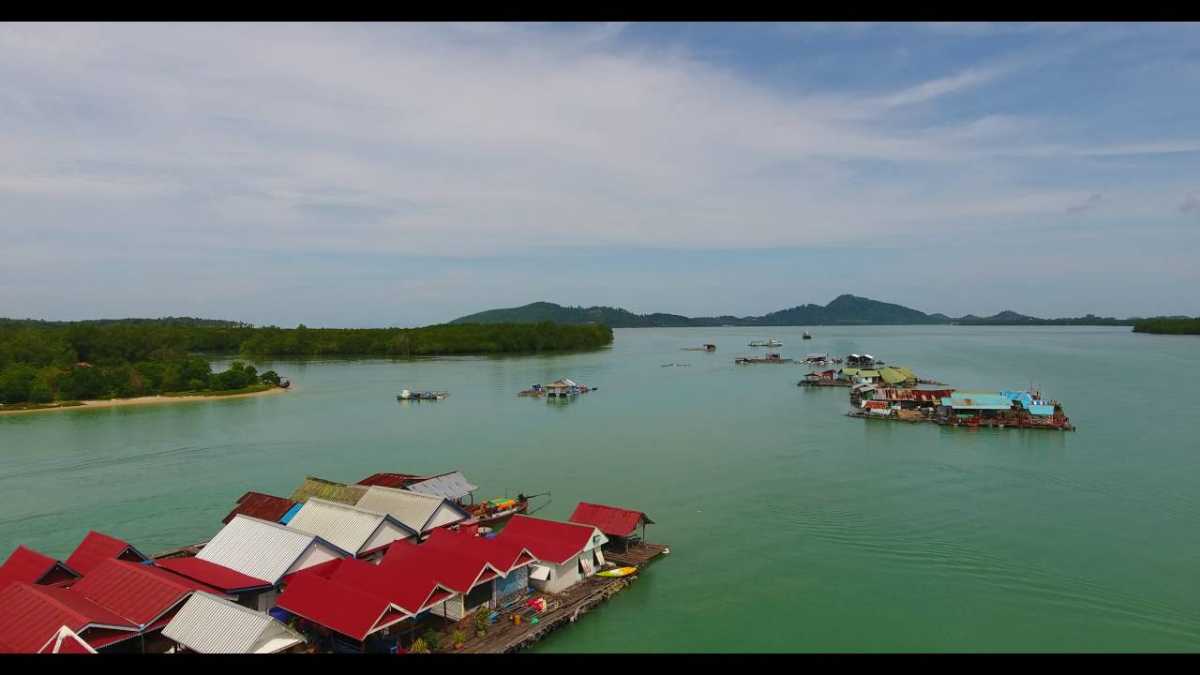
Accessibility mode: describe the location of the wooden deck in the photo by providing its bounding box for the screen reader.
[603,542,669,568]
[457,575,637,654]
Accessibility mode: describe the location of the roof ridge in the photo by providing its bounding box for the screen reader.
[304,497,388,520]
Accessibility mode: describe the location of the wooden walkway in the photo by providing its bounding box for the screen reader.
[603,542,669,568]
[458,576,636,653]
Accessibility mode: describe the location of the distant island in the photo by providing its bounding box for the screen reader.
[451,295,1141,328]
[1132,317,1200,335]
[0,319,612,408]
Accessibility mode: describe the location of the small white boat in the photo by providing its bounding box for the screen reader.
[749,338,783,347]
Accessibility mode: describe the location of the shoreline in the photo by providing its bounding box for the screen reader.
[0,386,289,416]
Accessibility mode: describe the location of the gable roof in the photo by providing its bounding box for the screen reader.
[37,625,97,654]
[154,557,272,594]
[0,545,80,590]
[330,556,456,615]
[406,471,478,501]
[196,515,351,585]
[276,571,410,642]
[285,498,416,556]
[289,476,368,505]
[354,485,470,533]
[68,559,222,628]
[568,502,654,538]
[65,531,150,576]
[356,472,431,489]
[497,515,607,565]
[221,491,298,525]
[163,592,305,654]
[422,527,537,574]
[379,539,500,594]
[0,582,138,653]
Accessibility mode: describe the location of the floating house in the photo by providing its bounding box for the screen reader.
[497,515,608,594]
[274,568,420,650]
[161,591,306,654]
[568,502,654,554]
[0,582,140,653]
[421,527,537,610]
[381,539,506,621]
[65,531,151,577]
[935,390,1073,430]
[194,515,352,610]
[544,378,582,398]
[0,545,81,590]
[67,559,223,652]
[354,485,471,535]
[285,498,418,559]
[221,492,299,525]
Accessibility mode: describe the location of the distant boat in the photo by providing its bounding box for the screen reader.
[748,338,783,347]
[802,332,812,340]
[398,389,447,401]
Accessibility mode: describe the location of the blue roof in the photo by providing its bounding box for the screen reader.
[279,502,303,525]
[941,393,1013,410]
[1027,404,1056,417]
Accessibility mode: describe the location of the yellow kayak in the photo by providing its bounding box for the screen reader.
[596,566,637,578]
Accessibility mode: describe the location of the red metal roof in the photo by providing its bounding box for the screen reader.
[380,539,494,594]
[333,555,454,615]
[0,545,80,590]
[423,527,536,574]
[65,531,149,576]
[221,491,298,525]
[0,582,137,653]
[69,559,222,627]
[568,502,652,538]
[355,472,431,488]
[154,557,272,593]
[276,572,407,641]
[497,515,598,565]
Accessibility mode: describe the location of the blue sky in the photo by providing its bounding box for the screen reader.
[1,22,1198,327]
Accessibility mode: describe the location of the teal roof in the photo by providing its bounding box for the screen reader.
[941,393,1013,410]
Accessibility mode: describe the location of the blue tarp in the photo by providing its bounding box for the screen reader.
[279,503,303,525]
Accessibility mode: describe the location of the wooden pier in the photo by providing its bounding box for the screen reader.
[457,575,637,653]
[603,542,669,568]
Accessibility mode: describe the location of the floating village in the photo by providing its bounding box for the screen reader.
[0,469,667,654]
[0,333,1077,654]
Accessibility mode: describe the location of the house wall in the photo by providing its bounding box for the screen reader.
[430,595,466,621]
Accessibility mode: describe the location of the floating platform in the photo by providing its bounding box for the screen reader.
[458,575,638,653]
[602,542,669,568]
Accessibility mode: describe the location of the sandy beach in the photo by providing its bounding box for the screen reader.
[0,386,289,416]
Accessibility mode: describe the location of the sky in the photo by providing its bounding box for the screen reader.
[2,22,1199,327]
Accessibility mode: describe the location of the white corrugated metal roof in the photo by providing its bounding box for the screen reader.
[162,592,305,654]
[406,471,478,501]
[355,486,468,533]
[285,498,414,555]
[196,515,348,583]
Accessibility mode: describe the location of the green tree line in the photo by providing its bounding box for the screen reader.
[0,320,612,404]
[1132,317,1200,335]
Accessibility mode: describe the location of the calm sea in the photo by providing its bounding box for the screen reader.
[2,326,1198,651]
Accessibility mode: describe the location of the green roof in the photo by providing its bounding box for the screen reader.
[858,370,881,378]
[840,367,860,376]
[289,476,368,505]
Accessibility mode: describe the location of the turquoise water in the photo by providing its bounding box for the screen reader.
[2,326,1199,651]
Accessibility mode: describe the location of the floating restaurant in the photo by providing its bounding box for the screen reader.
[848,386,1075,431]
[0,468,669,654]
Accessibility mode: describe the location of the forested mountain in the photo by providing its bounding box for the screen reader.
[451,295,1140,327]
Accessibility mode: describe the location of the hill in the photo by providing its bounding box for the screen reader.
[451,295,1140,327]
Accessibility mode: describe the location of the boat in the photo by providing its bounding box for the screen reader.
[748,338,783,347]
[464,491,549,526]
[802,332,812,340]
[596,566,638,578]
[397,389,448,401]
